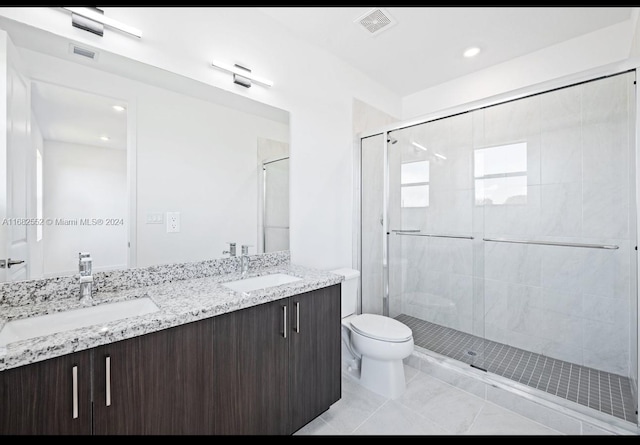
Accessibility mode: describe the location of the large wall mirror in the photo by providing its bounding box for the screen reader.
[0,17,290,282]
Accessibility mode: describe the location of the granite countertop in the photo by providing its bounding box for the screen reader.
[0,264,343,371]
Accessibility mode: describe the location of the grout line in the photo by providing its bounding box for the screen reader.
[464,400,487,434]
[617,376,627,421]
[401,315,636,423]
[349,398,390,435]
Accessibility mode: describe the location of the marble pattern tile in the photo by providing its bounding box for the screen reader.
[484,242,542,286]
[541,126,582,185]
[540,182,582,237]
[540,244,586,293]
[464,402,561,435]
[582,319,628,375]
[582,179,629,239]
[352,400,449,435]
[397,372,485,434]
[319,373,387,434]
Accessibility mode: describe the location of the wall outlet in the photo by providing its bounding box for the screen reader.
[166,212,180,233]
[146,212,163,224]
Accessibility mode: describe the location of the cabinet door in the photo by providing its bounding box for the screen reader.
[213,299,289,435]
[289,284,342,433]
[0,350,92,435]
[93,319,215,435]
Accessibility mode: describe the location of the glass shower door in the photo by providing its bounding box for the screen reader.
[478,72,637,423]
[386,114,485,370]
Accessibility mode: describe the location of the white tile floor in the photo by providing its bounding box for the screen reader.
[295,365,562,436]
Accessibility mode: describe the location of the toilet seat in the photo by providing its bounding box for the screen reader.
[350,314,413,343]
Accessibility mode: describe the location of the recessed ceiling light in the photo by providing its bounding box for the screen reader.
[112,105,126,112]
[463,47,481,58]
[100,136,110,141]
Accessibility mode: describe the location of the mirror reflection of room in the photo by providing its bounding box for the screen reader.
[31,82,128,278]
[0,25,290,282]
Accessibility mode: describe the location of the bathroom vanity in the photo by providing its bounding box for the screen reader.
[0,253,343,435]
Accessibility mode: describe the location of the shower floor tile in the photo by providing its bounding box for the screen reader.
[395,314,637,424]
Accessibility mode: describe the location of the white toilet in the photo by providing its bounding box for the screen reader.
[331,268,414,399]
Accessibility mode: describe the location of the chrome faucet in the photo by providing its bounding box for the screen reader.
[78,252,93,305]
[240,245,251,275]
[223,242,237,257]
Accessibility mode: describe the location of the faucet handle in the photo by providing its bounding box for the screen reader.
[223,242,237,257]
[79,256,92,275]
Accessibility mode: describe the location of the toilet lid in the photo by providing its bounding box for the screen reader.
[350,314,413,343]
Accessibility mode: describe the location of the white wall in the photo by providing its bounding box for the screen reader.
[27,113,43,278]
[135,85,289,266]
[402,20,635,119]
[42,140,127,276]
[0,7,402,271]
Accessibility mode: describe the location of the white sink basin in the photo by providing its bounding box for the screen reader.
[222,273,302,293]
[0,297,159,347]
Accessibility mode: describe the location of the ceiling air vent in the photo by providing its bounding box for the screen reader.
[354,8,397,36]
[69,43,99,61]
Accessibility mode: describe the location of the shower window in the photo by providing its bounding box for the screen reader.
[400,160,429,208]
[474,142,527,205]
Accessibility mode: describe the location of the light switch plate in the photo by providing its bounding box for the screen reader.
[146,212,163,224]
[166,212,180,233]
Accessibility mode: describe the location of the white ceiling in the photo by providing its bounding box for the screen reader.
[31,81,127,150]
[261,7,634,96]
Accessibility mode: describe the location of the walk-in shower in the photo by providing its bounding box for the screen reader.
[358,70,639,428]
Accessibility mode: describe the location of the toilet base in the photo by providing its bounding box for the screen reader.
[359,356,406,399]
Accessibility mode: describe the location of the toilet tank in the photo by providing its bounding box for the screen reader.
[330,268,360,318]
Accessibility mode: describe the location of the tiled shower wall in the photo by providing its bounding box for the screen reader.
[377,72,637,377]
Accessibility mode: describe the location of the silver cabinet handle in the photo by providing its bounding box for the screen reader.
[295,301,300,333]
[72,366,78,419]
[106,356,111,407]
[282,305,287,338]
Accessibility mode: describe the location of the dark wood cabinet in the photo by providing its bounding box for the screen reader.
[0,284,341,435]
[213,298,289,435]
[213,284,342,435]
[289,284,341,433]
[0,349,92,435]
[93,319,215,435]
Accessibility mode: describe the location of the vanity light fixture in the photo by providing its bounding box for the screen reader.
[211,59,274,88]
[100,136,110,142]
[463,46,481,58]
[63,7,143,38]
[112,105,126,112]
